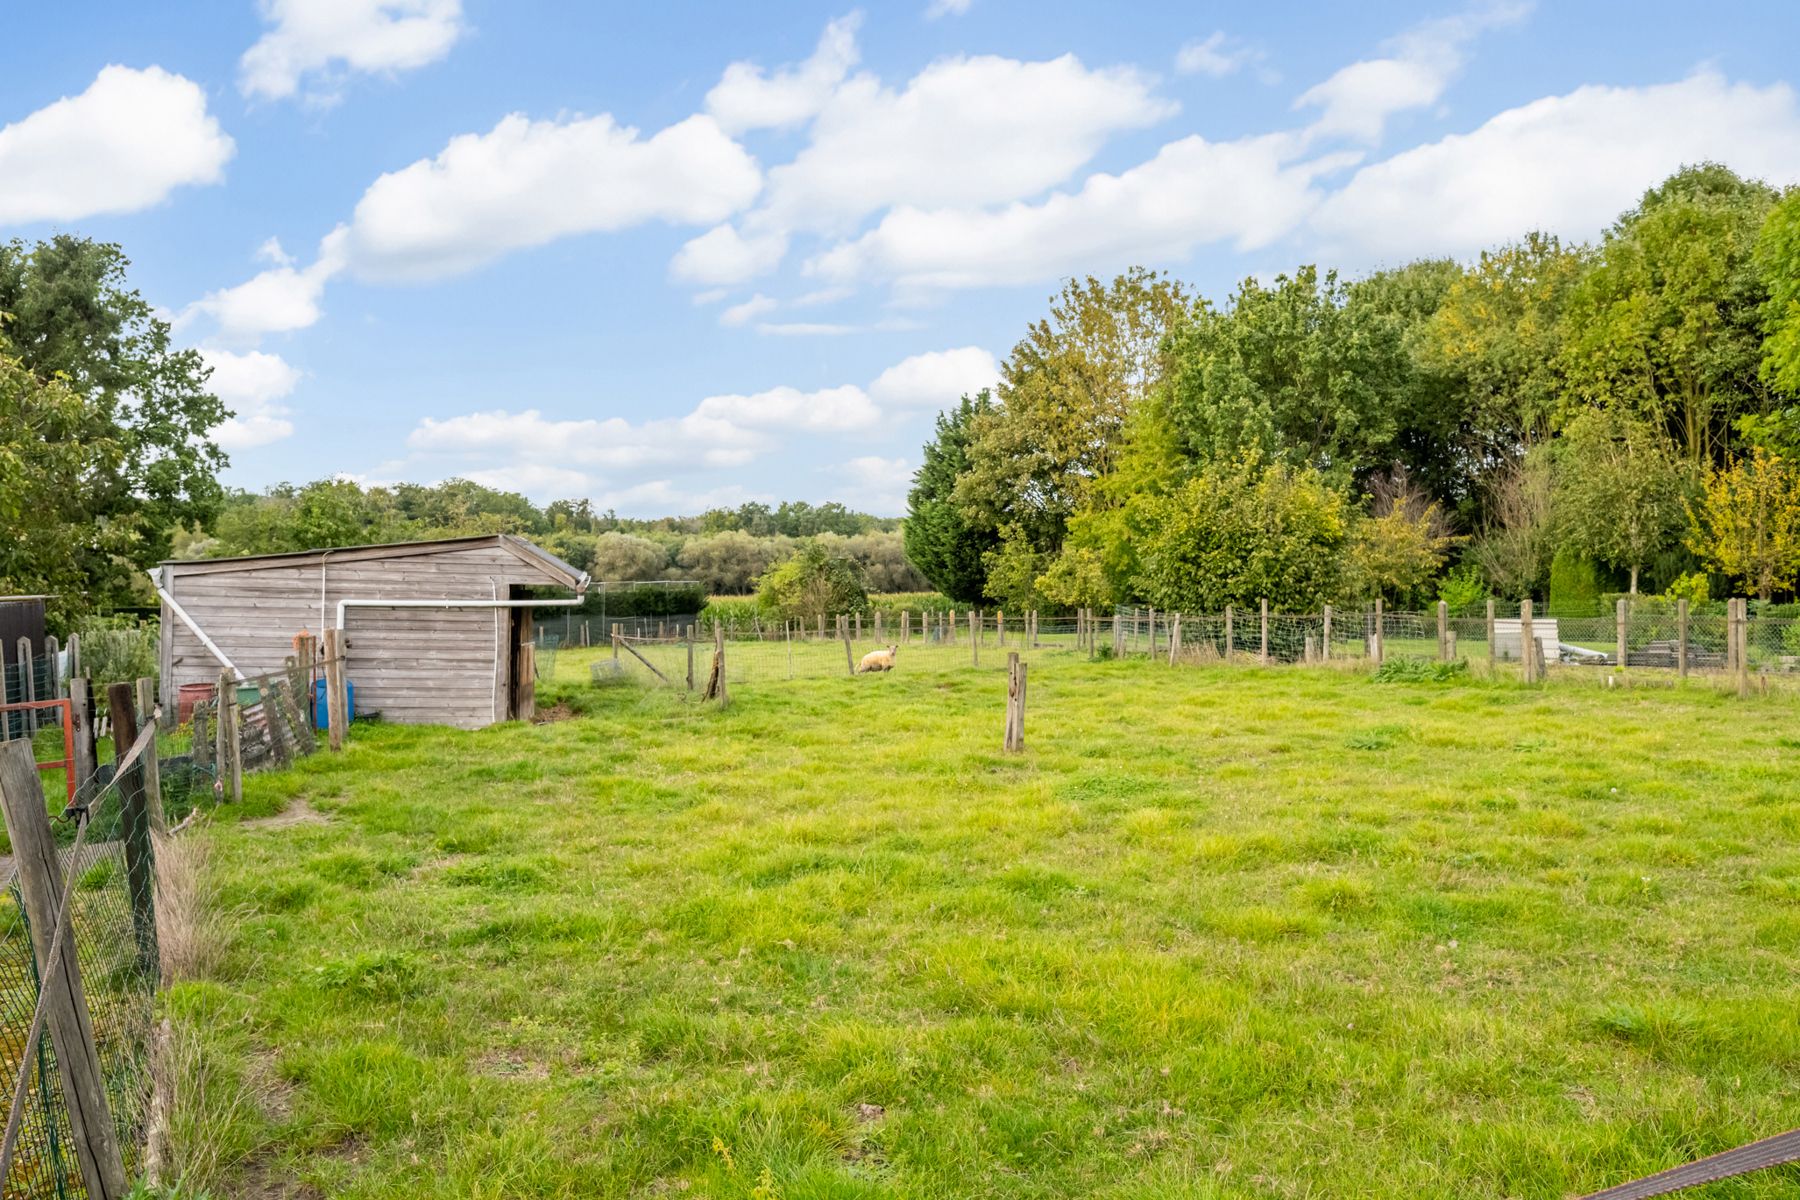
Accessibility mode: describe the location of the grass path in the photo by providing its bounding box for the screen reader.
[168,656,1800,1198]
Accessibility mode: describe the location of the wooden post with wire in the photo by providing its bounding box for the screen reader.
[1224,605,1233,662]
[1520,598,1538,683]
[1168,613,1182,666]
[0,741,130,1200]
[1260,598,1270,665]
[970,611,978,667]
[1677,598,1689,678]
[322,629,347,752]
[1616,597,1628,670]
[841,616,855,676]
[132,677,164,831]
[1322,604,1333,661]
[702,622,729,705]
[1003,652,1027,752]
[1486,598,1496,668]
[1438,601,1450,661]
[70,676,97,799]
[1371,599,1384,667]
[104,683,159,979]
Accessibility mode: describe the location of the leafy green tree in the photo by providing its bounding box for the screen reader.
[904,391,998,604]
[1559,164,1778,461]
[957,269,1190,551]
[819,531,929,592]
[0,352,131,626]
[0,235,228,604]
[1748,187,1800,446]
[1131,456,1351,611]
[1417,233,1588,472]
[1546,547,1605,616]
[1688,447,1800,600]
[980,524,1046,612]
[1553,408,1691,592]
[582,531,670,581]
[677,531,794,594]
[756,540,868,621]
[1466,450,1555,599]
[1162,265,1422,480]
[1344,473,1458,605]
[1035,545,1114,611]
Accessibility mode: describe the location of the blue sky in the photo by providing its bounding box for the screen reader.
[4,1,1799,516]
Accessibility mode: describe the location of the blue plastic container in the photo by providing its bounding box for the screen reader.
[314,678,354,729]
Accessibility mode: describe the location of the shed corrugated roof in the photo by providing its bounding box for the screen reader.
[161,534,588,592]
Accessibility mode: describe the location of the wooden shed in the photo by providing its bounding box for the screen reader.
[154,536,588,729]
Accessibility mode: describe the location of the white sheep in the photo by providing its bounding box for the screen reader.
[857,644,899,673]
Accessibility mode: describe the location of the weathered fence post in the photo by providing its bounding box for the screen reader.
[1260,598,1270,666]
[1736,598,1751,698]
[1676,598,1689,678]
[1147,607,1156,660]
[1437,601,1449,661]
[841,616,856,676]
[322,629,347,753]
[1447,630,1457,660]
[104,683,159,978]
[855,612,862,641]
[1304,635,1316,665]
[1222,605,1233,661]
[1168,613,1182,666]
[133,676,164,831]
[0,742,131,1200]
[67,631,81,688]
[70,676,97,796]
[1322,604,1332,661]
[1616,597,1628,669]
[686,626,696,692]
[46,634,61,700]
[1520,598,1537,683]
[18,636,36,736]
[715,622,729,706]
[1003,652,1027,752]
[1371,599,1384,667]
[1486,598,1497,667]
[970,610,979,667]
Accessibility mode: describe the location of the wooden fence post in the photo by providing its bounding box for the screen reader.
[1520,598,1537,683]
[104,683,159,978]
[1616,597,1628,668]
[1676,598,1689,678]
[1371,599,1384,667]
[1736,598,1751,698]
[69,676,97,797]
[17,636,35,736]
[1322,604,1332,661]
[855,612,862,641]
[686,627,696,692]
[1486,598,1496,667]
[1147,607,1156,660]
[969,611,978,666]
[715,622,729,705]
[1003,653,1027,752]
[0,742,131,1200]
[1304,635,1316,665]
[1260,598,1270,666]
[997,610,1005,647]
[1446,630,1457,660]
[66,631,81,688]
[841,617,856,676]
[322,630,347,753]
[1438,601,1450,661]
[1168,613,1182,666]
[132,677,164,832]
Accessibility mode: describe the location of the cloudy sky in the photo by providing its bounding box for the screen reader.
[4,1,1798,515]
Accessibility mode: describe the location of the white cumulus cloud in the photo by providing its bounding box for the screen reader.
[203,348,302,450]
[1175,32,1263,79]
[179,229,348,343]
[868,346,998,407]
[1295,1,1530,142]
[810,133,1351,291]
[695,384,880,432]
[0,66,233,226]
[705,14,861,133]
[1311,71,1800,263]
[757,53,1176,235]
[671,224,789,287]
[344,112,762,282]
[240,0,465,102]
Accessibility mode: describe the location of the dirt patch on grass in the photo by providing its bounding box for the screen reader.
[241,799,329,831]
[475,1051,551,1081]
[532,702,578,724]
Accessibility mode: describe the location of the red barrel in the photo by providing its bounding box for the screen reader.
[177,682,217,725]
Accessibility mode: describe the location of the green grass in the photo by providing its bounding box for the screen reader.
[169,653,1800,1198]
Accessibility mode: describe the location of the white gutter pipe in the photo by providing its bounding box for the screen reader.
[150,574,247,682]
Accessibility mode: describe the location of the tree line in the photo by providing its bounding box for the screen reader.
[905,163,1800,615]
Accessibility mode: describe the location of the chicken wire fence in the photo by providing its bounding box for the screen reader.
[0,749,159,1197]
[0,655,329,1198]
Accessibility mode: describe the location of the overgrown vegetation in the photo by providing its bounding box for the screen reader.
[170,652,1800,1197]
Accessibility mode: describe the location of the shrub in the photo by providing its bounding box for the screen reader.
[1547,547,1603,617]
[76,621,159,687]
[1373,656,1470,684]
[1437,565,1487,614]
[756,540,868,622]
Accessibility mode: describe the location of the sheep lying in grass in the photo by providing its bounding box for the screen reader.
[857,644,899,673]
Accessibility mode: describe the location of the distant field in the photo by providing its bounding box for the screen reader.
[171,651,1800,1198]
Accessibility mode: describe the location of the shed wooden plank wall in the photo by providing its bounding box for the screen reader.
[161,544,548,729]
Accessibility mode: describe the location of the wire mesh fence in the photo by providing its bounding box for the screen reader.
[0,740,159,1196]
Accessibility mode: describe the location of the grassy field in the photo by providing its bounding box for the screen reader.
[165,650,1800,1198]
